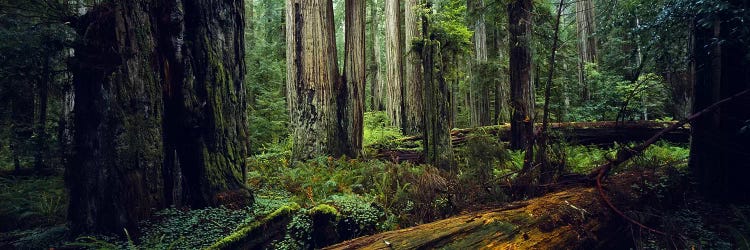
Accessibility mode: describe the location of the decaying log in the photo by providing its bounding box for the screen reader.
[324,171,667,250]
[374,121,689,163]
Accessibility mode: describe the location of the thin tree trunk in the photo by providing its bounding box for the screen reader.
[286,0,344,160]
[34,59,50,170]
[536,0,565,185]
[403,0,424,135]
[68,0,251,233]
[385,0,404,128]
[343,0,366,157]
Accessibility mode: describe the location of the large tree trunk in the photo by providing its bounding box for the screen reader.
[422,1,453,169]
[576,0,597,101]
[384,0,404,128]
[343,0,366,157]
[468,0,490,127]
[286,0,344,160]
[68,0,251,234]
[402,0,424,135]
[689,4,750,203]
[508,0,534,150]
[368,0,385,111]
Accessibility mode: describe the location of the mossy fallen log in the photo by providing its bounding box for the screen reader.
[374,121,688,163]
[324,171,667,250]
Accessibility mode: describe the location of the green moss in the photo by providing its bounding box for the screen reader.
[308,204,340,218]
[207,203,300,250]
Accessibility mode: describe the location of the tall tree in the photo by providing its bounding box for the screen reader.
[422,0,453,169]
[68,0,251,233]
[286,0,344,160]
[385,0,404,128]
[403,0,424,135]
[508,0,534,150]
[576,0,597,100]
[468,0,491,127]
[343,0,366,157]
[689,0,750,203]
[368,0,385,111]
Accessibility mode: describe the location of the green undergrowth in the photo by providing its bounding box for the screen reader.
[0,174,67,232]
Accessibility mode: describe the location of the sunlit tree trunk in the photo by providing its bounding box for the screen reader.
[468,0,490,127]
[576,0,597,101]
[368,0,385,111]
[286,0,344,160]
[403,0,424,135]
[343,0,366,157]
[385,0,404,128]
[68,0,251,233]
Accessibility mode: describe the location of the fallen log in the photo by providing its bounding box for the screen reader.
[373,121,689,163]
[324,171,669,250]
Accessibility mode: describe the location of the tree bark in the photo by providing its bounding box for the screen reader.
[402,0,424,135]
[422,1,453,170]
[368,0,385,111]
[468,0,490,127]
[286,0,345,160]
[689,5,750,203]
[508,0,534,151]
[384,0,404,128]
[68,0,251,234]
[343,0,366,157]
[34,58,50,170]
[576,0,597,101]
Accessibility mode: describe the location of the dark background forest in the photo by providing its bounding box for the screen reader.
[0,0,749,249]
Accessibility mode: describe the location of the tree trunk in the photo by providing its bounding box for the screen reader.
[68,0,251,234]
[508,0,534,150]
[402,0,424,135]
[576,0,597,101]
[286,0,345,160]
[343,0,366,157]
[468,0,490,128]
[384,0,404,128]
[368,0,385,111]
[422,1,453,170]
[34,59,50,170]
[689,5,750,203]
[9,83,34,172]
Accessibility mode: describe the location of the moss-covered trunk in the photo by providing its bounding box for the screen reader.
[67,0,250,234]
[422,2,453,170]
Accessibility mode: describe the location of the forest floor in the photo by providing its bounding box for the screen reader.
[0,122,748,249]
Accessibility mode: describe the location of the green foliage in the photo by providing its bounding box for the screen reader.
[567,64,669,121]
[363,111,404,149]
[246,0,289,155]
[0,175,67,231]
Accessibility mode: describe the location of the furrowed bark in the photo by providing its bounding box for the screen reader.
[68,0,251,233]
